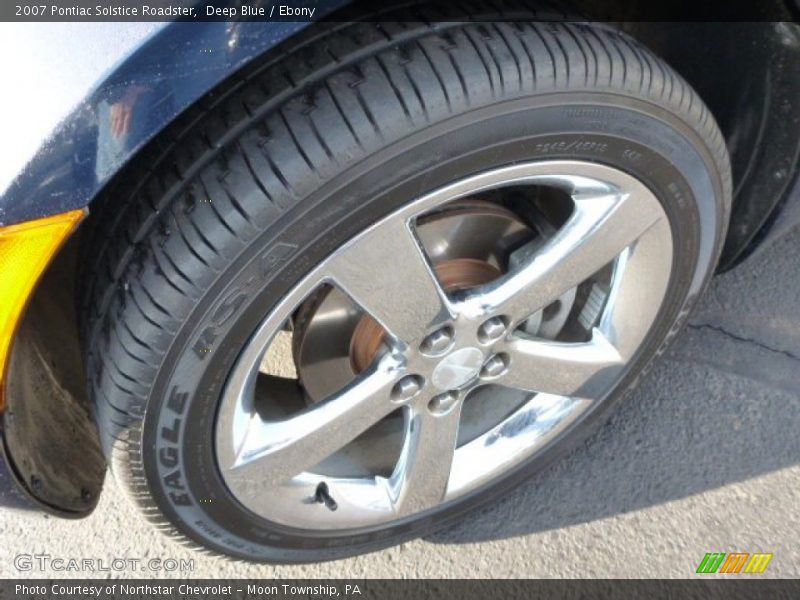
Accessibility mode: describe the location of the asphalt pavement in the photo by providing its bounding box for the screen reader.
[1,226,798,579]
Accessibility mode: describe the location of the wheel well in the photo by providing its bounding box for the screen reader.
[566,0,799,268]
[616,19,800,268]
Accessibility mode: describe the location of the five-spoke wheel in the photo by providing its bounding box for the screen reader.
[216,161,673,530]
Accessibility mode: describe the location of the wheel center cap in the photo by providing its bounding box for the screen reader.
[431,347,483,391]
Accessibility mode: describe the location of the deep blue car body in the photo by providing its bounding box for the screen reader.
[0,19,330,226]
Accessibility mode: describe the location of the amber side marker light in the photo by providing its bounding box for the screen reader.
[0,209,85,412]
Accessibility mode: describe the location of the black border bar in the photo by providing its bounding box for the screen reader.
[2,0,799,23]
[3,579,800,600]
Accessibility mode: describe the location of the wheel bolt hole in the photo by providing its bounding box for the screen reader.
[391,375,424,402]
[480,353,509,379]
[478,316,508,343]
[419,326,455,356]
[428,390,459,415]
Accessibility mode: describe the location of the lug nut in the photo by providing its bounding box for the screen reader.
[480,353,508,378]
[428,390,459,415]
[478,317,507,343]
[391,375,423,402]
[420,327,454,355]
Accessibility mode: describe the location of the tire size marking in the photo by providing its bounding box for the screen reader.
[533,140,608,154]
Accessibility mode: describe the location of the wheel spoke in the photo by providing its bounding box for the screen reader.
[327,216,451,344]
[387,401,462,516]
[498,329,623,398]
[456,187,662,323]
[223,356,402,488]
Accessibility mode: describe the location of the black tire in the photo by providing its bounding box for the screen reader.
[79,19,731,562]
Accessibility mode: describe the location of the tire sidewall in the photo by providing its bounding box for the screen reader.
[141,93,726,562]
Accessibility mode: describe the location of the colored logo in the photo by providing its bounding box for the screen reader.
[696,552,773,574]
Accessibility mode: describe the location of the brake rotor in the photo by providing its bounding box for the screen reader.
[292,200,531,403]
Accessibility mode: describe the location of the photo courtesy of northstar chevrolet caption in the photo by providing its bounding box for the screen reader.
[16,584,359,597]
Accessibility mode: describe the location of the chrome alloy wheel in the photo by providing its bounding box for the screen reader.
[215,160,673,530]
